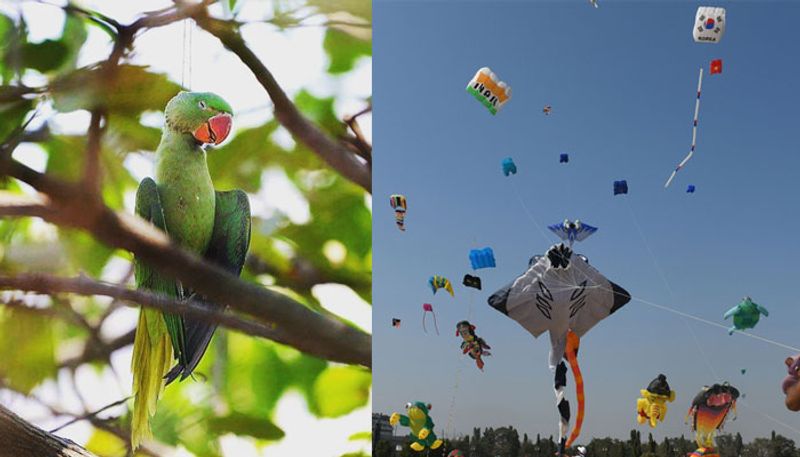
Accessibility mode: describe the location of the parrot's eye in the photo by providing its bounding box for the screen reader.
[198,100,207,110]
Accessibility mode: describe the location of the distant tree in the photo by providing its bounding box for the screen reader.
[374,440,393,457]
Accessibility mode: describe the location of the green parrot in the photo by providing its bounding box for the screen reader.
[131,91,251,448]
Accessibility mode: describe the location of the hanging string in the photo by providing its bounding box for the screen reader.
[181,18,193,90]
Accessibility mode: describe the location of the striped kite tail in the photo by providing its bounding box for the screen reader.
[565,330,585,449]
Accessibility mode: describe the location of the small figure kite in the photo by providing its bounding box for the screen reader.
[463,274,482,290]
[489,243,630,456]
[782,354,800,411]
[548,219,598,247]
[543,105,552,115]
[665,68,704,188]
[637,374,676,428]
[390,194,407,231]
[614,180,628,195]
[723,296,768,335]
[466,67,511,115]
[392,318,401,328]
[687,185,696,193]
[470,247,496,270]
[710,59,722,75]
[693,7,726,44]
[448,451,465,457]
[560,153,569,163]
[422,303,439,335]
[389,402,443,452]
[502,157,517,176]
[429,275,454,297]
[456,320,492,371]
[686,383,739,448]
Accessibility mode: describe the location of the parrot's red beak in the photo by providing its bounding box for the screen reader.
[193,113,232,145]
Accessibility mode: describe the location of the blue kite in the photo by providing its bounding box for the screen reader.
[560,153,569,163]
[548,219,598,246]
[687,185,696,193]
[613,180,628,195]
[502,158,517,176]
[470,248,496,270]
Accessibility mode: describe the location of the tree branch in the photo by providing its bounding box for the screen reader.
[0,273,296,353]
[0,403,96,457]
[192,13,372,193]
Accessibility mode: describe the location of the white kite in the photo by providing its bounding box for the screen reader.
[693,6,726,43]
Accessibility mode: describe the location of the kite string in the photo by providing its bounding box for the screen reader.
[509,178,557,246]
[624,199,721,382]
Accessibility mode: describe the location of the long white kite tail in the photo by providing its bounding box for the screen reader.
[665,67,704,188]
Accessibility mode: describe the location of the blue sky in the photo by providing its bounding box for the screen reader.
[372,0,800,444]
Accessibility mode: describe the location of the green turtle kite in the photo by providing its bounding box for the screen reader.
[131,91,251,448]
[723,296,768,335]
[389,402,443,451]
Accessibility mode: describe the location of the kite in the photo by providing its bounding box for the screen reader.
[687,185,696,193]
[422,303,439,335]
[693,7,726,44]
[392,318,401,328]
[548,220,598,247]
[710,59,722,75]
[614,180,628,195]
[560,153,569,163]
[665,67,703,188]
[463,274,482,290]
[448,451,465,457]
[690,448,720,457]
[783,354,800,411]
[502,157,517,176]
[456,320,492,371]
[470,247,496,270]
[740,369,746,375]
[589,0,598,8]
[488,243,631,456]
[389,402,443,451]
[686,383,739,448]
[466,67,511,115]
[543,105,552,115]
[723,296,768,335]
[637,374,676,428]
[429,276,454,297]
[577,446,587,457]
[390,194,407,231]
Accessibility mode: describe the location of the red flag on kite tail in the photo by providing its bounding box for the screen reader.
[710,59,723,75]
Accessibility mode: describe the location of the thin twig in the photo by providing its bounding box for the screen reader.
[49,396,132,434]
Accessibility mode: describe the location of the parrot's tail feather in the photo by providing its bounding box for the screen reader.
[165,299,222,385]
[131,309,173,449]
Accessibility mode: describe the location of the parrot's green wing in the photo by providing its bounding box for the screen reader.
[164,189,251,383]
[133,177,186,358]
[131,177,184,448]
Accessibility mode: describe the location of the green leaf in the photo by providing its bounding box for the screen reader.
[349,431,371,441]
[308,0,371,22]
[323,29,371,75]
[312,365,370,418]
[57,14,88,75]
[208,412,285,441]
[294,90,346,138]
[20,40,68,73]
[84,428,127,457]
[50,65,181,115]
[0,306,56,394]
[0,98,34,143]
[60,229,114,277]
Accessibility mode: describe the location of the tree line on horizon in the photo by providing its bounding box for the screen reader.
[375,426,799,457]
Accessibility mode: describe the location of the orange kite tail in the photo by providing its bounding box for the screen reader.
[565,330,584,448]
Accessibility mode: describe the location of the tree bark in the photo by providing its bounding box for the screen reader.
[0,404,96,457]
